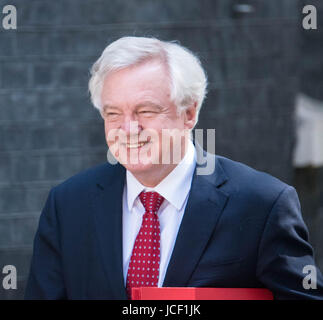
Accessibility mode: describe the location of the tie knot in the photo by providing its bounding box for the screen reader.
[139,191,164,214]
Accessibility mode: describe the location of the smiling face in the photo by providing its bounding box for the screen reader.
[101,58,196,186]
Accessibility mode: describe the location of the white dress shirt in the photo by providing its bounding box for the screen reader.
[122,139,197,287]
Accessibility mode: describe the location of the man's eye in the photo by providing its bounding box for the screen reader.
[139,110,155,114]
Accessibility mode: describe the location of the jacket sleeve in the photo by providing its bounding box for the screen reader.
[256,185,323,299]
[24,188,67,299]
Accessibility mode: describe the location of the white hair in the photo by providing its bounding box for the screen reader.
[88,36,208,126]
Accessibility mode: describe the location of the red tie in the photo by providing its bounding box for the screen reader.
[126,191,164,299]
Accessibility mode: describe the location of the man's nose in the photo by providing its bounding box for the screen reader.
[120,116,142,136]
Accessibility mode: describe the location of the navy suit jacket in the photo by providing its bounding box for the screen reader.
[25,149,323,299]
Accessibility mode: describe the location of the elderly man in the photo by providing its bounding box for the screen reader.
[25,37,323,300]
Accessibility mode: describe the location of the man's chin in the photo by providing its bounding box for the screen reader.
[122,162,158,175]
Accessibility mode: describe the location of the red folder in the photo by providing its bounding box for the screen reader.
[132,287,273,300]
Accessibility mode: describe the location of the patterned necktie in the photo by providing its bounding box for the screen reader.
[126,191,164,299]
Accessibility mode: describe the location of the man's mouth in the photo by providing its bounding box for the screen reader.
[123,140,150,149]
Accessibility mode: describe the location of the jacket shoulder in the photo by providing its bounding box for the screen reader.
[216,155,291,202]
[52,162,124,196]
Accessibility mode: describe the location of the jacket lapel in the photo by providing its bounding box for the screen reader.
[91,163,128,299]
[163,151,229,287]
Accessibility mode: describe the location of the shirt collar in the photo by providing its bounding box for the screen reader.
[126,139,196,212]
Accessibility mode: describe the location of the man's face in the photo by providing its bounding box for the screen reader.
[101,59,195,183]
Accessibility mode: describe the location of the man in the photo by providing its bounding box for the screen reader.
[25,36,323,299]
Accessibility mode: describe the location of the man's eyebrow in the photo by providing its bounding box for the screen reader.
[102,104,120,111]
[135,102,163,110]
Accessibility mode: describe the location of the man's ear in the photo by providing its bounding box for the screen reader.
[183,102,197,130]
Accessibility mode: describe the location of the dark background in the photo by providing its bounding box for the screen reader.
[0,0,322,299]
